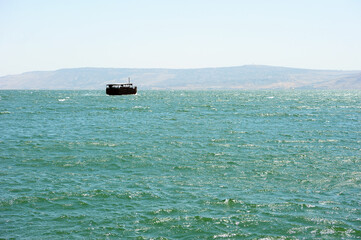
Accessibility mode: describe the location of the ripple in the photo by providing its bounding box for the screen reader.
[1,90,361,239]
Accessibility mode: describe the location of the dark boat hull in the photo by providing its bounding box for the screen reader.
[106,87,137,95]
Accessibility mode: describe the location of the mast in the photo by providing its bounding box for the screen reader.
[128,77,130,84]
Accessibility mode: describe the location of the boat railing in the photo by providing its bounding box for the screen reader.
[107,83,135,89]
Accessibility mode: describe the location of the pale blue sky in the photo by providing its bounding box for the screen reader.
[1,0,360,76]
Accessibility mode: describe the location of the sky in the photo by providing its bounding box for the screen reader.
[0,0,361,76]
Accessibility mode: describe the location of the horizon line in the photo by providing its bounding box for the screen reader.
[2,64,361,78]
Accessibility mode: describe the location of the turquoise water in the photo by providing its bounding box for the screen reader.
[1,90,360,239]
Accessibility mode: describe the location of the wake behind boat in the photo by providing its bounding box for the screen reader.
[106,78,137,95]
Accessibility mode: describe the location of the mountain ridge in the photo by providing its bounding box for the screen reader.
[1,65,360,90]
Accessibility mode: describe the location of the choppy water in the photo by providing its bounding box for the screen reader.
[1,90,361,239]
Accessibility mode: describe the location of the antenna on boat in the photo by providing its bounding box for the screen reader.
[128,77,130,84]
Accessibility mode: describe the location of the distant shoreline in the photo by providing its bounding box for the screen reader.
[1,65,360,90]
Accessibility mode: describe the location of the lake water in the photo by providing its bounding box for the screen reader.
[1,90,360,239]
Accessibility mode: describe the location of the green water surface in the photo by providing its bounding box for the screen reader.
[1,90,360,239]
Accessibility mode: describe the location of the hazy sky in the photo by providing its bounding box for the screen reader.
[1,0,360,76]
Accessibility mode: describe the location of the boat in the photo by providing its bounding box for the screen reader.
[106,78,137,95]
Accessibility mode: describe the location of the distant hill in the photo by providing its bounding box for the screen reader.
[1,65,361,90]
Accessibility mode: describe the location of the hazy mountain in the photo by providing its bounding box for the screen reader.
[1,65,360,90]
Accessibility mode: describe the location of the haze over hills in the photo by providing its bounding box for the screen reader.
[0,65,360,90]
